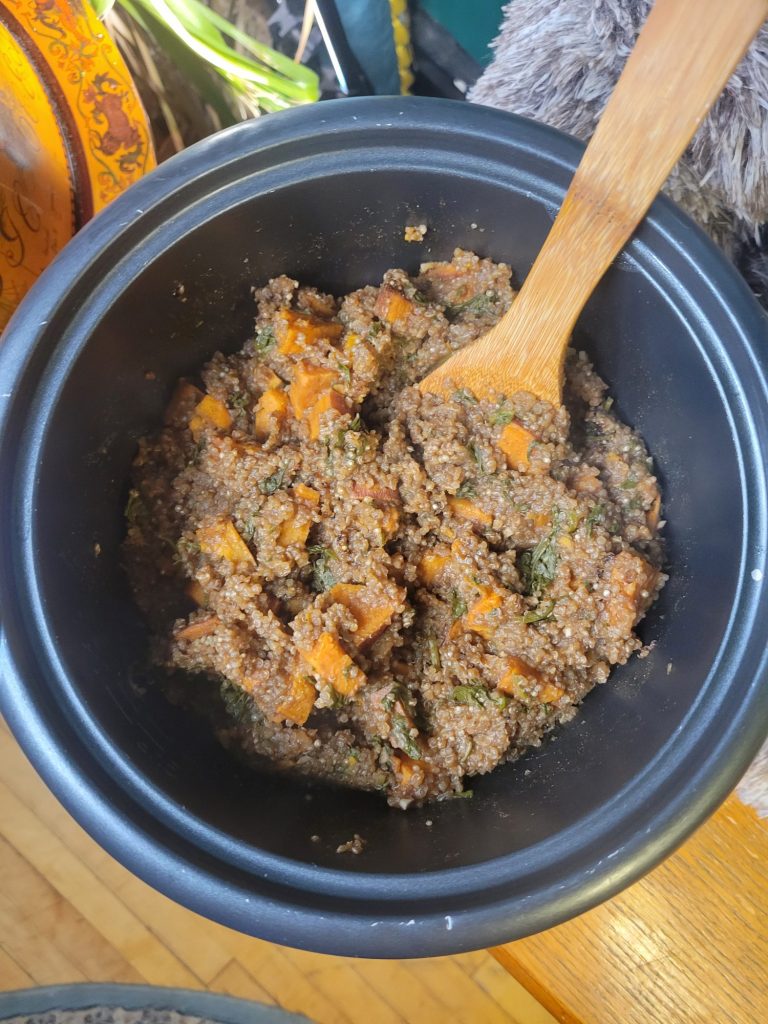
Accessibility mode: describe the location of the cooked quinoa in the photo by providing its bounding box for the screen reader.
[124,248,665,807]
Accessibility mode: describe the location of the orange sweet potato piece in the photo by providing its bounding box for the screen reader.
[647,492,662,531]
[392,752,422,786]
[276,673,317,725]
[417,548,451,585]
[499,422,536,469]
[289,362,339,418]
[165,380,204,427]
[185,579,207,606]
[174,614,219,641]
[253,387,289,441]
[463,585,504,638]
[374,286,414,324]
[275,309,343,355]
[447,497,493,527]
[605,551,660,632]
[327,583,403,646]
[197,518,255,566]
[278,504,311,547]
[301,632,366,696]
[189,395,233,440]
[307,390,350,441]
[379,506,400,541]
[497,656,564,703]
[293,483,321,505]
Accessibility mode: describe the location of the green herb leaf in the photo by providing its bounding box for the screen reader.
[253,325,276,355]
[455,480,477,499]
[338,362,352,384]
[521,599,556,625]
[348,414,363,432]
[220,681,253,723]
[490,404,516,426]
[450,589,468,620]
[454,388,478,405]
[390,714,422,759]
[445,291,499,321]
[452,682,508,710]
[585,504,604,536]
[621,476,638,490]
[259,466,286,495]
[125,489,147,524]
[518,525,559,595]
[308,545,336,592]
[468,442,488,474]
[230,390,251,411]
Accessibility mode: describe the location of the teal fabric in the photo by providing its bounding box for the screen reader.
[418,0,504,65]
[335,0,400,95]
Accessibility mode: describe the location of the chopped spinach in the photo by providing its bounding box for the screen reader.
[521,599,556,625]
[450,589,468,620]
[454,388,478,405]
[253,325,276,355]
[338,362,352,383]
[452,682,508,710]
[518,528,559,596]
[220,681,253,723]
[620,476,639,490]
[259,466,286,495]
[455,480,477,499]
[468,442,488,474]
[427,634,442,671]
[125,489,146,524]
[230,391,251,411]
[308,545,337,592]
[585,503,604,536]
[490,404,517,426]
[445,291,499,321]
[390,714,422,759]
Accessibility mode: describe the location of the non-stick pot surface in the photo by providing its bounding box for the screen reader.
[1,98,767,957]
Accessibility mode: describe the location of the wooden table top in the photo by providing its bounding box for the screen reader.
[492,794,768,1023]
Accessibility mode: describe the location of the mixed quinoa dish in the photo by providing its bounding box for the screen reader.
[125,249,665,807]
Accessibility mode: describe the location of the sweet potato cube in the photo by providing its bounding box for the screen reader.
[497,657,564,703]
[392,751,421,785]
[189,395,233,439]
[374,286,414,324]
[185,579,207,606]
[197,518,255,566]
[165,380,204,427]
[464,586,504,638]
[646,492,662,531]
[447,497,493,527]
[499,422,536,469]
[350,483,399,505]
[417,549,451,585]
[278,504,311,547]
[174,614,219,641]
[275,309,343,355]
[327,583,402,646]
[605,551,660,632]
[307,390,350,441]
[276,674,317,725]
[289,362,339,418]
[379,506,399,541]
[301,631,366,696]
[254,387,289,441]
[293,483,321,507]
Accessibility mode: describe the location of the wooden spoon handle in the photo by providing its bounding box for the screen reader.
[435,0,766,405]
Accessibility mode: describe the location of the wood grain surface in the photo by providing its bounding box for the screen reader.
[493,795,768,1023]
[0,716,554,1024]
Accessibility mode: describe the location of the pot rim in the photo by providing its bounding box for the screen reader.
[1,97,767,956]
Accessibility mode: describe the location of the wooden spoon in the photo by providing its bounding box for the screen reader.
[420,0,767,406]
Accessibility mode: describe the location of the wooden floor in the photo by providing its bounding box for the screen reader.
[0,717,555,1024]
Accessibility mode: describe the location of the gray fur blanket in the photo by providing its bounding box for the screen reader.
[470,0,768,303]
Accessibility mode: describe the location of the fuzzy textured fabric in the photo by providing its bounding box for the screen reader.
[469,0,768,297]
[471,0,768,816]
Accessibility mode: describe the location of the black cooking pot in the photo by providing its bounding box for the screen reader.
[1,98,767,957]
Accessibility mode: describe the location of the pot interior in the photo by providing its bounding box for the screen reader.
[29,163,741,873]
